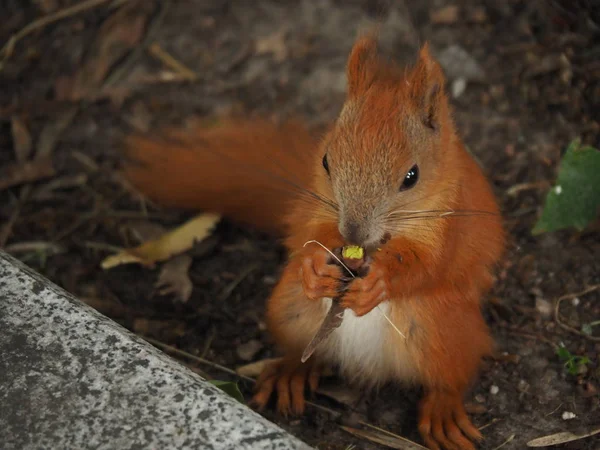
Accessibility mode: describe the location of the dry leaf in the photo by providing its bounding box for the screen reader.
[316,383,360,407]
[255,29,288,62]
[526,427,600,447]
[10,116,32,162]
[341,426,428,450]
[101,213,221,269]
[67,0,153,101]
[0,158,55,192]
[236,358,282,378]
[154,254,193,302]
[302,299,345,363]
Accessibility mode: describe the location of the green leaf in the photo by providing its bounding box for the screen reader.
[556,345,571,362]
[532,139,600,234]
[208,380,244,403]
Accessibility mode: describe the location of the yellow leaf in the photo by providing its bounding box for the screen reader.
[101,213,220,269]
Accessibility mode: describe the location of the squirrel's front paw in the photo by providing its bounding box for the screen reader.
[341,261,389,316]
[299,248,344,300]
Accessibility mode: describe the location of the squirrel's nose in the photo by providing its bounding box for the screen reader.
[340,221,368,246]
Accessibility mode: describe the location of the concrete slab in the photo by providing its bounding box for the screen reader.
[0,251,312,450]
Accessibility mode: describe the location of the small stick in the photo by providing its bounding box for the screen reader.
[554,284,600,342]
[301,239,405,363]
[148,43,198,81]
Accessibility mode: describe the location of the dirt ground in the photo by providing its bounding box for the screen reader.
[1,1,599,449]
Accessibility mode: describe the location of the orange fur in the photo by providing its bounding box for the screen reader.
[122,35,505,450]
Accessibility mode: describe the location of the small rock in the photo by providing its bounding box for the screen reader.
[535,297,553,319]
[489,385,499,395]
[571,297,580,306]
[436,45,485,82]
[430,5,459,25]
[451,78,467,98]
[562,411,576,420]
[236,339,264,361]
[517,379,530,392]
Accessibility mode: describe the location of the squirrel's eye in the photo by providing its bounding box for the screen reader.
[400,165,419,191]
[322,154,330,174]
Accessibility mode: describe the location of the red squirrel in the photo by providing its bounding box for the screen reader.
[123,36,505,450]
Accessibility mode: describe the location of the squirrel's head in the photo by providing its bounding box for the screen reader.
[317,36,457,250]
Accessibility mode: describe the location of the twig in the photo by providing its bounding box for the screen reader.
[103,0,171,87]
[545,403,563,417]
[506,181,549,197]
[4,241,65,254]
[148,43,198,81]
[0,0,124,70]
[492,434,516,450]
[478,417,501,431]
[554,285,600,342]
[500,325,559,350]
[219,263,259,301]
[355,422,428,449]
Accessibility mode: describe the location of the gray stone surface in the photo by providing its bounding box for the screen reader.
[0,251,312,450]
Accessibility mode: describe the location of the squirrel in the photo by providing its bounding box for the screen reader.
[122,36,505,450]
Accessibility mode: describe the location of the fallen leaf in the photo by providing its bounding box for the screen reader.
[10,116,32,162]
[236,358,282,378]
[255,29,288,62]
[154,254,193,302]
[532,139,600,234]
[101,213,221,269]
[236,339,264,362]
[526,426,600,447]
[341,426,428,450]
[430,5,459,25]
[126,220,167,242]
[316,383,361,407]
[67,0,153,101]
[0,158,55,192]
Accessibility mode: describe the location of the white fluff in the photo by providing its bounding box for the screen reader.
[319,298,415,385]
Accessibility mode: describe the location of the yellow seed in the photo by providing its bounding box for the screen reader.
[342,245,364,260]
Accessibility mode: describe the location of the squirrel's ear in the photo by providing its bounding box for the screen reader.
[410,43,446,131]
[346,35,379,97]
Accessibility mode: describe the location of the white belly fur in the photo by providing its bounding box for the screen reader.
[318,298,416,386]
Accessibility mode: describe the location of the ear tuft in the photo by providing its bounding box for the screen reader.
[346,34,380,97]
[411,43,447,131]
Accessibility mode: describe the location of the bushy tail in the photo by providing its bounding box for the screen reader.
[122,118,318,235]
